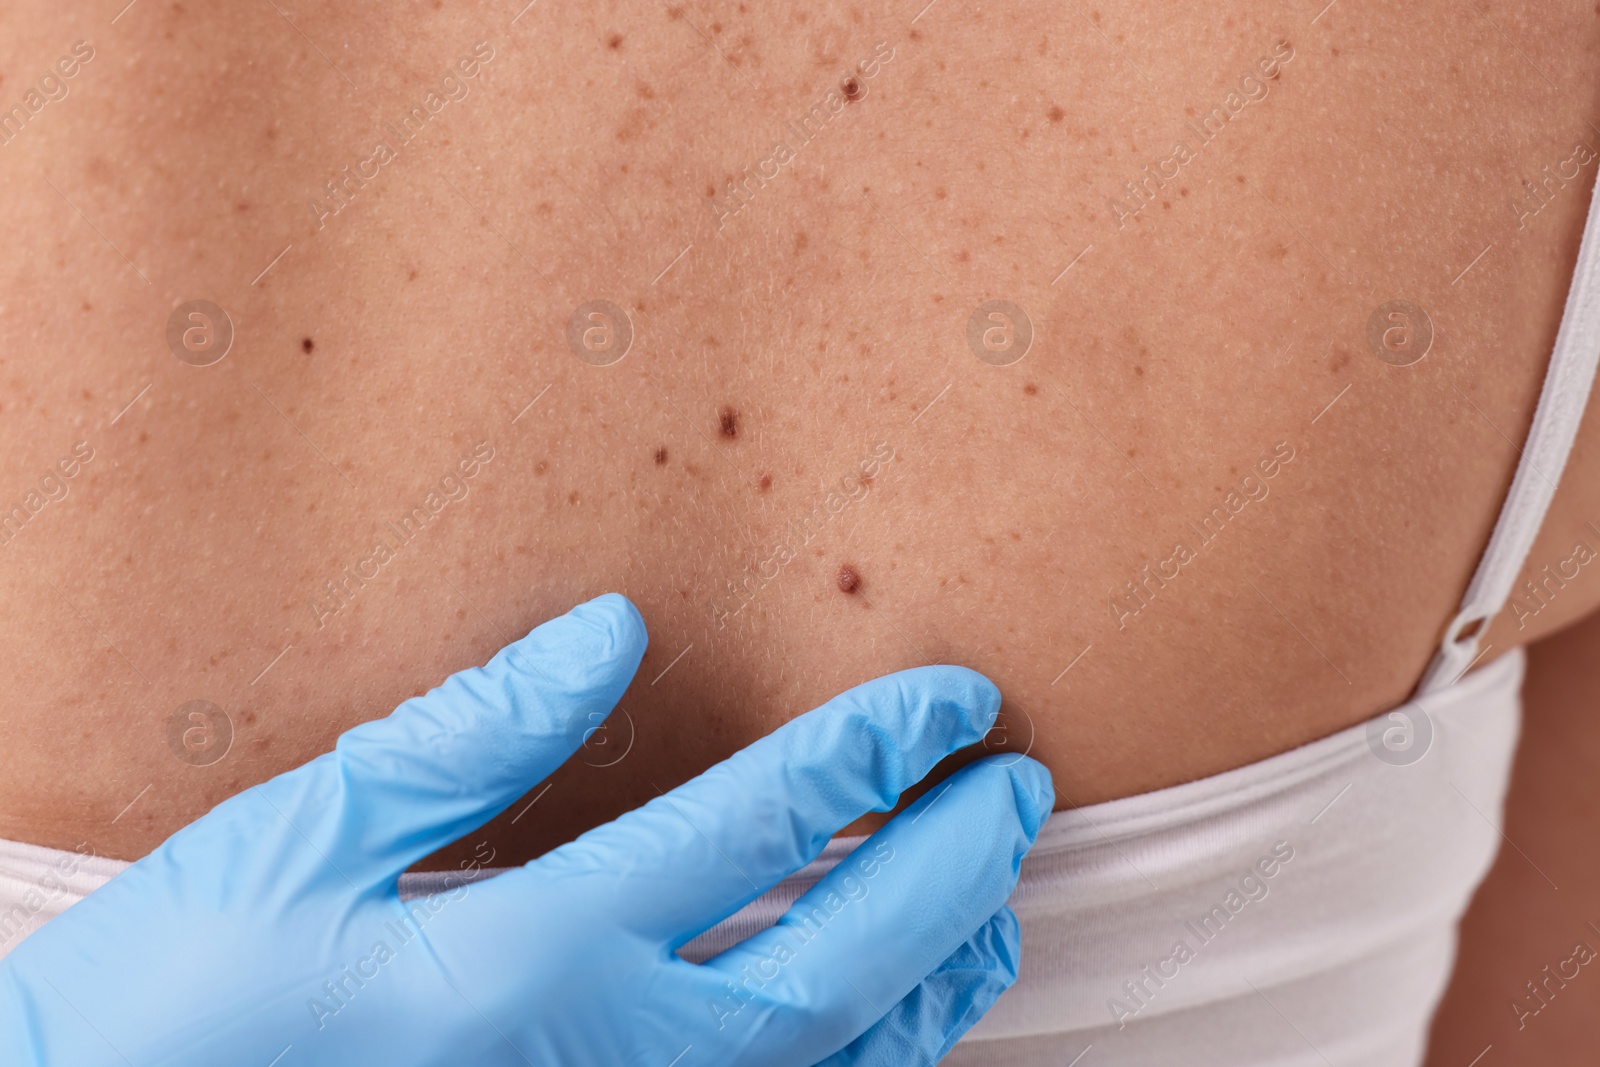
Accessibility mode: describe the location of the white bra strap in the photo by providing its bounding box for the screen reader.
[1416,174,1600,696]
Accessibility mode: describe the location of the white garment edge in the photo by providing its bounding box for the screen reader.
[0,644,1525,958]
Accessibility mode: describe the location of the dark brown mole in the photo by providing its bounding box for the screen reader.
[719,406,739,438]
[842,78,862,101]
[758,473,772,491]
[607,33,624,50]
[837,564,862,594]
[654,446,668,465]
[301,337,314,353]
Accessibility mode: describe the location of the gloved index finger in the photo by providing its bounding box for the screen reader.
[542,664,1001,945]
[249,592,647,888]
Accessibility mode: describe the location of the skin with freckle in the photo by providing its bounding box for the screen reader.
[1,1,1599,885]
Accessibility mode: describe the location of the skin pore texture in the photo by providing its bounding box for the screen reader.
[1,1,1599,882]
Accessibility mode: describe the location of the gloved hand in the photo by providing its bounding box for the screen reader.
[0,593,1052,1066]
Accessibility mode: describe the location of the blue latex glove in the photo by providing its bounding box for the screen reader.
[0,593,1052,1066]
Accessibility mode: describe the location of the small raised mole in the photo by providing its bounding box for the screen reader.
[719,406,739,438]
[654,446,668,465]
[837,564,861,594]
[301,337,314,353]
[842,78,862,101]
